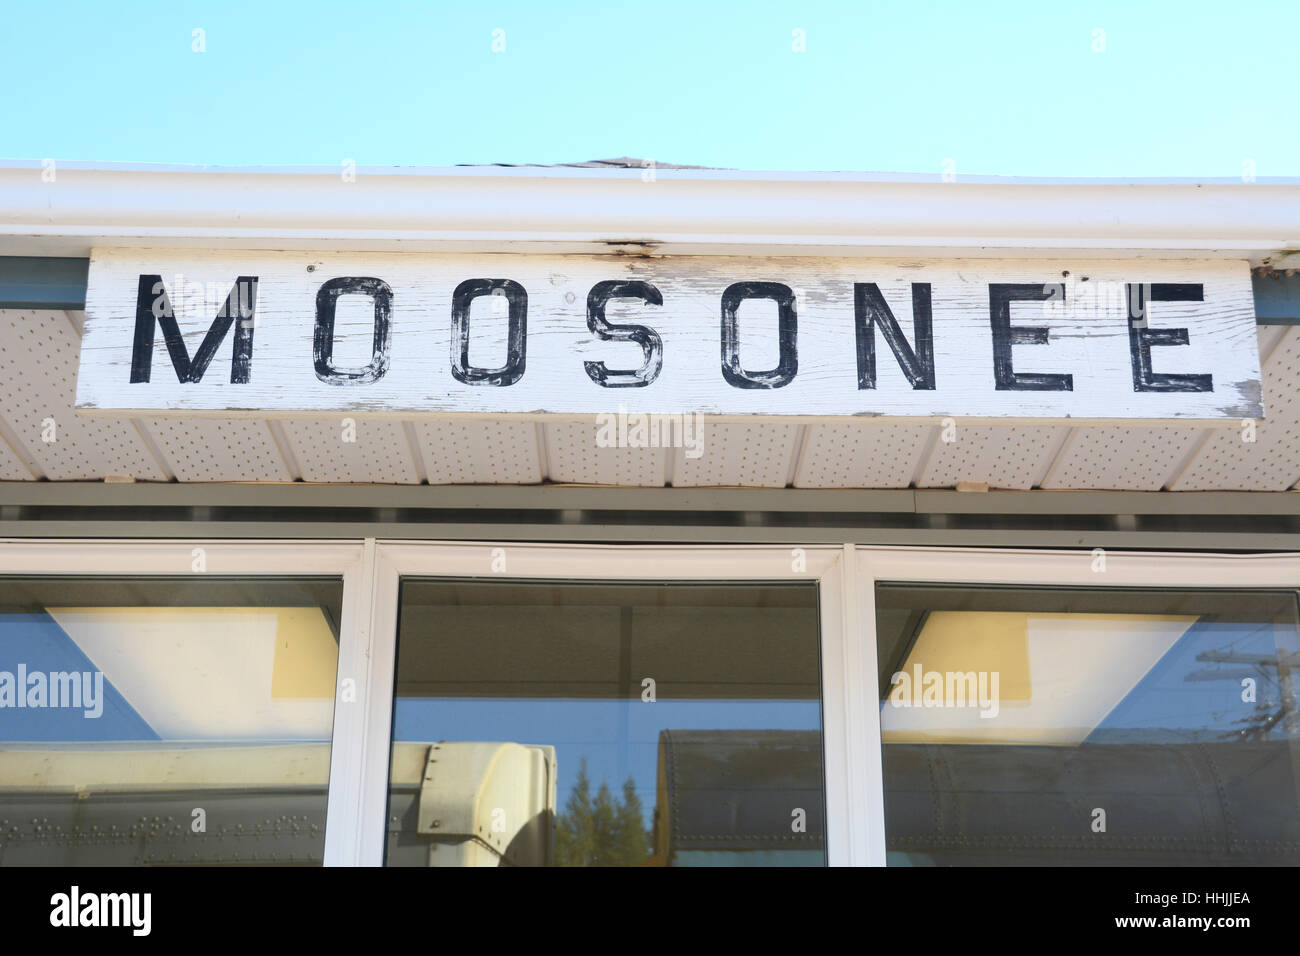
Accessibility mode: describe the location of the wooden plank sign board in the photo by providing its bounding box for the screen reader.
[77,249,1263,421]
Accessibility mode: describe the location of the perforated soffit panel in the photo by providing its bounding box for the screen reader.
[0,310,1296,491]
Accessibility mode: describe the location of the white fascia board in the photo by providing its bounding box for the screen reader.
[0,162,1297,263]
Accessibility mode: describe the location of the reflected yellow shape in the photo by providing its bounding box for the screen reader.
[900,611,1032,701]
[48,606,338,700]
[884,611,1200,746]
[269,608,338,699]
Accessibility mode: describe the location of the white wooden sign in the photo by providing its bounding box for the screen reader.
[77,249,1263,420]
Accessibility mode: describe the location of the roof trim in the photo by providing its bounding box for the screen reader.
[5,159,1299,185]
[2,162,1297,263]
[1,485,1297,549]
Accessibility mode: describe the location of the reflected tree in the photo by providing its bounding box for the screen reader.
[555,758,650,866]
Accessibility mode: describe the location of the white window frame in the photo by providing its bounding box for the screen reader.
[7,539,1294,867]
[333,541,864,866]
[854,546,1300,866]
[0,537,369,867]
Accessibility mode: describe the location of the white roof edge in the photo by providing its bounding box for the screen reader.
[2,158,1299,186]
[1,162,1296,263]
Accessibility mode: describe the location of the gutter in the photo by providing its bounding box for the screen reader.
[0,162,1296,263]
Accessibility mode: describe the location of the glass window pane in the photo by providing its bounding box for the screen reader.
[875,583,1300,865]
[386,580,826,867]
[0,576,343,866]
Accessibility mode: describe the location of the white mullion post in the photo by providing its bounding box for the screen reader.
[854,546,887,866]
[355,541,402,866]
[835,543,881,866]
[817,546,849,866]
[835,542,861,865]
[323,537,379,866]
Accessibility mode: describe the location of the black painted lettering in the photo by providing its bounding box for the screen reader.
[854,283,936,389]
[988,283,1073,391]
[313,277,392,385]
[720,281,797,389]
[130,274,258,384]
[584,280,663,388]
[451,279,527,386]
[1126,283,1212,392]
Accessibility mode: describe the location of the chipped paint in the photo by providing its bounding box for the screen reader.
[78,250,1262,421]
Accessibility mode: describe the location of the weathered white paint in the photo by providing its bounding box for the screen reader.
[78,249,1262,420]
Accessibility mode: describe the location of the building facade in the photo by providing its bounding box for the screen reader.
[1,162,1298,866]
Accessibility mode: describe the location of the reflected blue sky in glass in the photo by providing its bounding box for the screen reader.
[1089,619,1300,743]
[394,697,822,820]
[0,612,157,741]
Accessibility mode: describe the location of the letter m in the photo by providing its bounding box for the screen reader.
[131,274,258,383]
[945,671,977,708]
[51,671,81,708]
[100,893,129,926]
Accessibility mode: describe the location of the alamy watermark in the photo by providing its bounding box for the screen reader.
[595,405,704,459]
[1042,277,1155,326]
[888,665,1000,719]
[150,273,257,322]
[0,664,104,718]
[50,886,151,936]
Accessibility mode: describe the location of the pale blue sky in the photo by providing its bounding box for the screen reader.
[0,0,1294,176]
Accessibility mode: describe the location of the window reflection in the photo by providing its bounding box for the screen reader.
[875,585,1300,865]
[0,577,342,866]
[386,581,826,867]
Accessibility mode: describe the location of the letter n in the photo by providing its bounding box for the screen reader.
[854,283,935,389]
[131,274,258,383]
